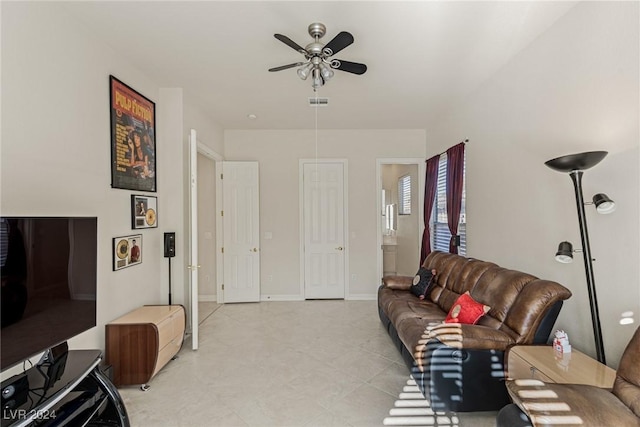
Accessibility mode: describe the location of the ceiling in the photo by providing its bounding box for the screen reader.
[61,1,577,130]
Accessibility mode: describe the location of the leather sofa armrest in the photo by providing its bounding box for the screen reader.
[420,323,516,351]
[382,275,413,291]
[505,380,640,426]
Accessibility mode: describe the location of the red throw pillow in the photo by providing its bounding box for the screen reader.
[445,291,490,324]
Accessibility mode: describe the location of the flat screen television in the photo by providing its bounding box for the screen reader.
[1,217,97,371]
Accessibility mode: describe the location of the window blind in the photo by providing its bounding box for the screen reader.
[398,174,411,215]
[432,153,466,256]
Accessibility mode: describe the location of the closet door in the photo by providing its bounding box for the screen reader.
[222,161,260,303]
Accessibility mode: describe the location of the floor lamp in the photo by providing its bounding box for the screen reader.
[545,151,615,365]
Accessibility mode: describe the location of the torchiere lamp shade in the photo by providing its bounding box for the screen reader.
[545,151,608,172]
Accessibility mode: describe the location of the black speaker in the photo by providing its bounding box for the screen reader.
[164,232,175,258]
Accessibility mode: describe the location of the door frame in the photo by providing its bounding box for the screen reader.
[299,159,349,299]
[188,129,198,350]
[194,141,224,304]
[376,158,426,281]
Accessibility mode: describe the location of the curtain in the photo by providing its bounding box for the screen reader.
[420,155,440,265]
[446,142,465,254]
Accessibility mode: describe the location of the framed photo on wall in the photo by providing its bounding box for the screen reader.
[131,195,158,229]
[113,234,143,271]
[110,75,156,192]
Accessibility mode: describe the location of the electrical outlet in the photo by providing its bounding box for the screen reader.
[351,274,357,281]
[268,275,273,282]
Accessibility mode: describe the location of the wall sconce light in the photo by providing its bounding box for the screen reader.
[545,150,614,364]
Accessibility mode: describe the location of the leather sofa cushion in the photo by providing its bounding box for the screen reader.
[613,326,640,418]
[378,286,416,318]
[395,316,442,359]
[421,322,515,350]
[428,256,496,313]
[506,381,640,426]
[383,275,413,291]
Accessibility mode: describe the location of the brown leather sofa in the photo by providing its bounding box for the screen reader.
[498,325,640,426]
[378,251,572,412]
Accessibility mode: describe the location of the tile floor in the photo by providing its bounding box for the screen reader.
[198,301,222,325]
[118,300,497,426]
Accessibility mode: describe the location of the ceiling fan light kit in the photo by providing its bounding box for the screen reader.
[269,22,367,91]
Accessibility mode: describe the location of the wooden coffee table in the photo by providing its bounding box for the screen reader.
[506,345,616,388]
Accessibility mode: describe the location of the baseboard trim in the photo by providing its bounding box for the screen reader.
[261,294,305,301]
[346,293,377,301]
[198,294,217,302]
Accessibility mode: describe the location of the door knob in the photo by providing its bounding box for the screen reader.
[251,248,258,252]
[336,246,343,251]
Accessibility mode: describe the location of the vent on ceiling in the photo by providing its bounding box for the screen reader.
[308,97,329,107]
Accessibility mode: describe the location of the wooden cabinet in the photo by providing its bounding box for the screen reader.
[106,305,185,387]
[506,345,616,388]
[382,244,398,276]
[382,235,398,276]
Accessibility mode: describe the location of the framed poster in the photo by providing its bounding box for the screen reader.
[110,75,156,192]
[131,195,158,229]
[113,234,143,271]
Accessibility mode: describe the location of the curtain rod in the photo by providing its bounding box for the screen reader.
[430,139,468,159]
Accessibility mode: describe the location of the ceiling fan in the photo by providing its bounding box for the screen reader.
[269,23,367,91]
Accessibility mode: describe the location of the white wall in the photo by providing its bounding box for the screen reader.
[184,100,225,156]
[0,3,222,377]
[158,88,185,310]
[224,129,425,299]
[427,1,639,368]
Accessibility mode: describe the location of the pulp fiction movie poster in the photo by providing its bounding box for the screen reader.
[110,75,156,192]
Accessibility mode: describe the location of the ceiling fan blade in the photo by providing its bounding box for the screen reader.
[322,31,354,56]
[274,34,307,54]
[331,59,367,75]
[269,62,305,72]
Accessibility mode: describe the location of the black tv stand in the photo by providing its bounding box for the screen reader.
[1,350,129,427]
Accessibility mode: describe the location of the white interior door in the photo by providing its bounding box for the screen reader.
[303,161,346,299]
[188,129,199,350]
[222,161,260,303]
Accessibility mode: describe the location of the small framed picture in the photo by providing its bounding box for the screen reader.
[113,234,143,271]
[131,195,158,229]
